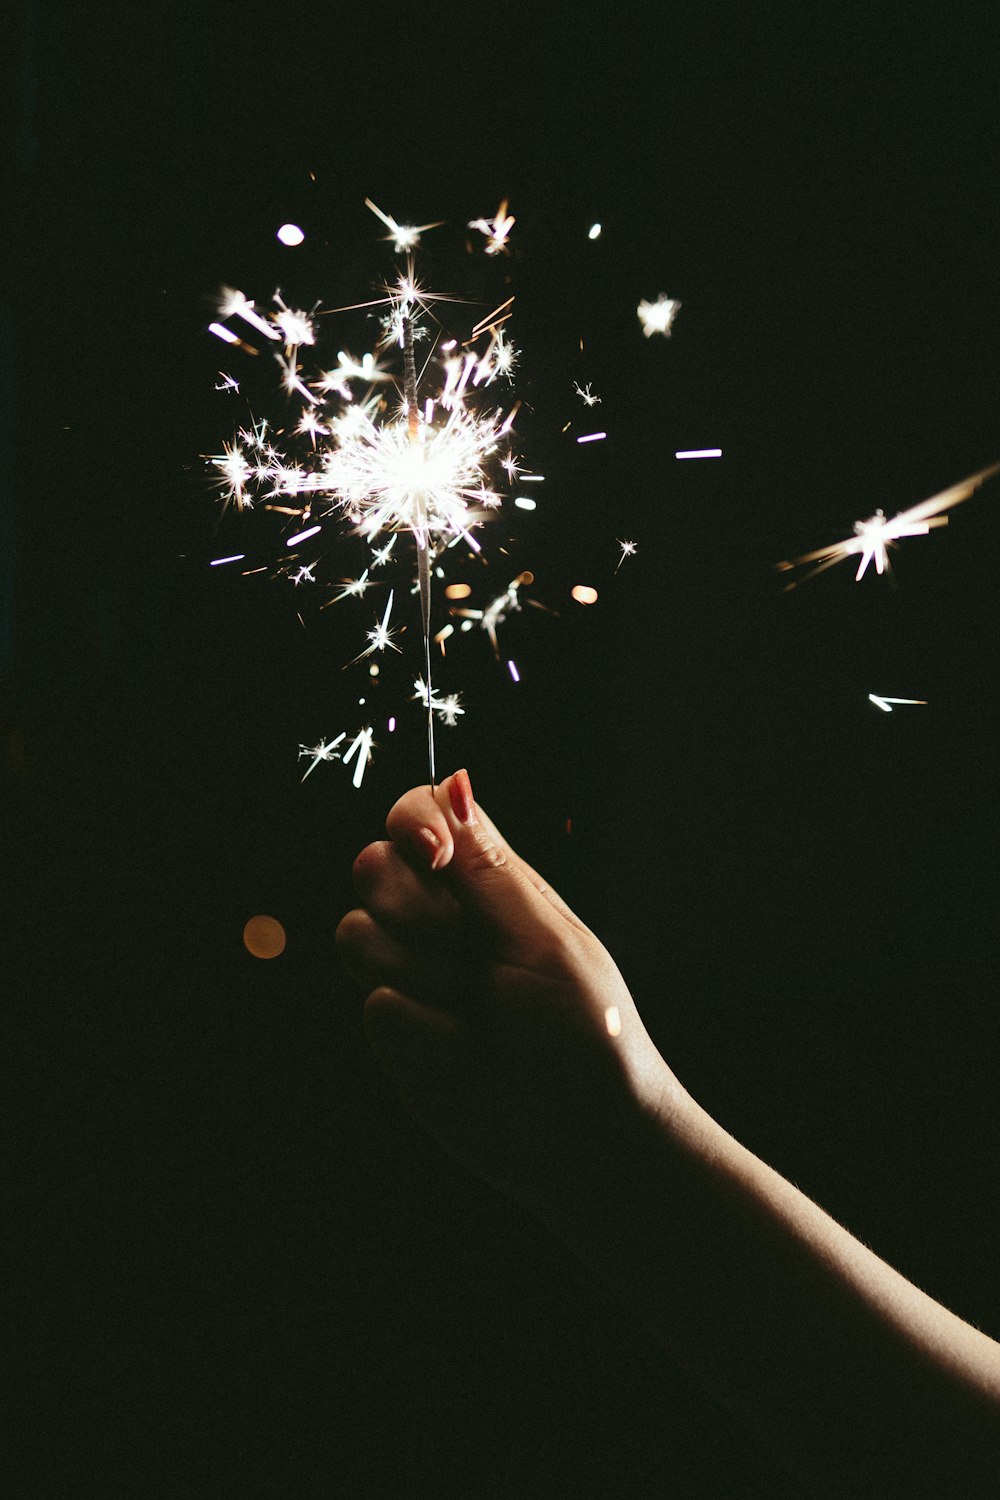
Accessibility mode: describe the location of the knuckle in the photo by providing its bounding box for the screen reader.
[352,840,392,896]
[467,838,508,876]
[335,907,376,961]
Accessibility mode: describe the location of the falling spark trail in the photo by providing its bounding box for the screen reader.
[676,448,722,459]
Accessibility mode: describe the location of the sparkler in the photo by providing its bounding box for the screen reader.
[778,462,1000,588]
[206,204,532,790]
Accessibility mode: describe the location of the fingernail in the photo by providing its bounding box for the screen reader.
[448,768,476,826]
[412,826,445,871]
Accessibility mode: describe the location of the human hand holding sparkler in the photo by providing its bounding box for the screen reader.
[336,769,674,1217]
[338,773,1000,1495]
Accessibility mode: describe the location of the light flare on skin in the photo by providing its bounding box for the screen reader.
[777,462,1000,588]
[637,294,681,337]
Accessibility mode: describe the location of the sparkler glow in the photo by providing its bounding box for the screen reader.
[207,202,540,790]
[778,462,1000,587]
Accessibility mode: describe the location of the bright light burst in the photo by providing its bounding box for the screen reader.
[778,462,1000,588]
[637,294,681,337]
[468,199,516,255]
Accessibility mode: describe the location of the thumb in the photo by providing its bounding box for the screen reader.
[435,769,563,960]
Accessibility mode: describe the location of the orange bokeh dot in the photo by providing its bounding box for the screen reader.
[444,582,472,599]
[571,584,599,605]
[243,915,287,959]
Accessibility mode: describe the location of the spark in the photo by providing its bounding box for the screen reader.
[507,660,520,683]
[271,292,316,348]
[364,198,444,253]
[514,496,536,510]
[277,223,305,247]
[449,573,528,657]
[577,432,607,444]
[286,523,322,546]
[676,448,722,459]
[215,372,240,393]
[412,678,465,726]
[778,462,1000,587]
[298,732,346,781]
[348,590,402,664]
[209,323,241,346]
[342,726,375,788]
[588,223,602,240]
[468,199,515,255]
[210,554,245,566]
[219,288,281,342]
[637,294,681,337]
[323,569,372,605]
[574,382,601,407]
[615,539,637,572]
[329,349,391,385]
[210,441,253,511]
[868,695,927,713]
[289,563,316,586]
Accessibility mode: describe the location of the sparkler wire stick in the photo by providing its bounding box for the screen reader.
[403,313,437,787]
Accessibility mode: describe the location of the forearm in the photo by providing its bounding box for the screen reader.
[555,1072,1000,1497]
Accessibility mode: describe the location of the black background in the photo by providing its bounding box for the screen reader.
[5,4,999,1495]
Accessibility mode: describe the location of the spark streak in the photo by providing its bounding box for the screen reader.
[778,462,1000,587]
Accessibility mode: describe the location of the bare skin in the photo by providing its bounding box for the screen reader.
[337,769,1000,1497]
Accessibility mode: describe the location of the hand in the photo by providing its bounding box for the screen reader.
[336,770,683,1222]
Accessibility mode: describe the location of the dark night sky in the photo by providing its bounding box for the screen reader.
[6,5,1000,1495]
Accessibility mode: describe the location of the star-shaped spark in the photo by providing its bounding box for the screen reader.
[449,574,527,658]
[289,563,317,586]
[413,677,465,726]
[637,294,681,337]
[298,733,346,781]
[468,199,516,256]
[365,198,444,254]
[323,569,372,606]
[615,539,637,573]
[777,462,1000,588]
[347,590,402,665]
[574,382,601,407]
[210,441,253,512]
[215,372,240,394]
